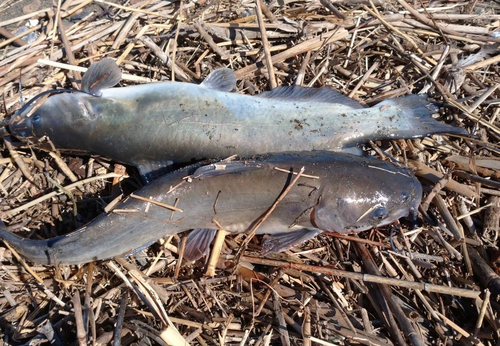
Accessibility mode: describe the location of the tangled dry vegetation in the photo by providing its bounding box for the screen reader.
[0,0,500,345]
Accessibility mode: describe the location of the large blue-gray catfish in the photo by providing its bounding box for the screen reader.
[9,59,467,182]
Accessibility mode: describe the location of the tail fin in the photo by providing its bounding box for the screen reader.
[0,221,52,265]
[376,95,470,138]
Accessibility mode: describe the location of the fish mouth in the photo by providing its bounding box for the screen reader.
[9,114,33,139]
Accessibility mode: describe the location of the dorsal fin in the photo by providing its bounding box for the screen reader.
[81,58,122,96]
[257,85,365,109]
[200,68,237,92]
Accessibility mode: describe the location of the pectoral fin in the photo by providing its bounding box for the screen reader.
[81,58,122,96]
[200,68,237,92]
[184,228,217,262]
[261,228,322,255]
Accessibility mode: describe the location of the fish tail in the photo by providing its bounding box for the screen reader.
[0,221,51,265]
[376,95,470,138]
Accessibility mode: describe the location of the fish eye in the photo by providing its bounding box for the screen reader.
[372,207,389,221]
[31,114,41,128]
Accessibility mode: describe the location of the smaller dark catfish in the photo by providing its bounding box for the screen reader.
[0,152,422,265]
[9,58,469,182]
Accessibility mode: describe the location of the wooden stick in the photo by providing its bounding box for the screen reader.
[37,59,153,83]
[0,8,53,27]
[255,0,277,89]
[2,173,126,217]
[73,290,87,346]
[407,160,476,199]
[0,24,42,49]
[0,28,27,47]
[474,289,491,336]
[272,290,291,346]
[234,167,306,261]
[241,256,480,298]
[235,29,348,79]
[3,137,37,187]
[465,54,500,71]
[205,229,227,277]
[95,0,170,17]
[468,247,500,297]
[129,194,183,212]
[193,21,229,60]
[348,60,380,98]
[396,0,500,43]
[113,289,128,346]
[358,243,424,346]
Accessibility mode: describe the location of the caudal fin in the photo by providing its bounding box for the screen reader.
[0,221,52,265]
[375,95,470,138]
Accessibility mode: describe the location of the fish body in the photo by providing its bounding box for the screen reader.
[0,151,422,265]
[9,59,468,181]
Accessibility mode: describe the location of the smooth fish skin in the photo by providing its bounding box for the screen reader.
[0,152,422,265]
[9,59,468,181]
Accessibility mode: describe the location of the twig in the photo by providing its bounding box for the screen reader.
[235,167,305,260]
[434,311,485,346]
[129,194,183,212]
[420,173,450,212]
[407,160,475,199]
[358,243,424,346]
[3,242,66,306]
[272,289,291,346]
[0,27,27,47]
[2,173,127,217]
[474,290,491,336]
[49,151,78,182]
[348,60,380,98]
[255,0,277,89]
[241,256,480,298]
[433,194,463,241]
[57,10,81,88]
[95,0,170,17]
[205,229,227,277]
[3,138,37,187]
[235,29,348,79]
[139,36,190,82]
[396,0,500,43]
[37,58,152,83]
[73,290,87,346]
[468,247,500,297]
[255,270,284,316]
[113,289,128,346]
[193,21,229,60]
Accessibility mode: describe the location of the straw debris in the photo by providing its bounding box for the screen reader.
[0,0,499,345]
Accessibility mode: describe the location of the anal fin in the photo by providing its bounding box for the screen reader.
[184,228,217,262]
[261,228,322,255]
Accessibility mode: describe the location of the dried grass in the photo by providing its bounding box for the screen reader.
[1,0,499,345]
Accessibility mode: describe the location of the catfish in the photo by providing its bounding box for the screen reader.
[9,59,468,183]
[0,151,422,265]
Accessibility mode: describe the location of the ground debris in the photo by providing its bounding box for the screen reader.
[0,0,499,345]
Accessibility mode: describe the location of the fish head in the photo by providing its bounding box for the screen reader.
[9,92,96,147]
[313,165,422,233]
